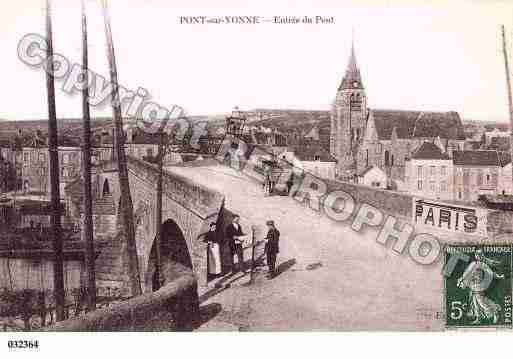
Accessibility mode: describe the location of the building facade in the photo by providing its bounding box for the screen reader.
[357,166,387,189]
[405,142,453,201]
[20,146,82,196]
[452,150,510,202]
[280,143,337,180]
[404,145,511,203]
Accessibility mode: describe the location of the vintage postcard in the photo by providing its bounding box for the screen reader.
[1,0,513,351]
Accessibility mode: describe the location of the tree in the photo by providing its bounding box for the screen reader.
[45,0,65,321]
[81,0,96,310]
[101,0,142,296]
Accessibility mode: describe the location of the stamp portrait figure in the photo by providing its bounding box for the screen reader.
[457,249,505,324]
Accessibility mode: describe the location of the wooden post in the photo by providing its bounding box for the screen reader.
[81,0,96,311]
[101,0,142,296]
[45,0,65,322]
[249,225,256,283]
[501,26,513,209]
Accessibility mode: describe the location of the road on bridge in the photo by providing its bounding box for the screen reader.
[166,162,445,331]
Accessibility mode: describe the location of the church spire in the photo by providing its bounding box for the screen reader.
[338,34,364,91]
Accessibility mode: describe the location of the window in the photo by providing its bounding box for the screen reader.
[463,169,470,183]
[417,180,423,190]
[23,152,29,162]
[477,169,483,186]
[102,179,111,197]
[384,150,390,166]
[314,155,321,161]
[458,191,462,199]
[486,174,491,183]
[417,166,423,177]
[430,166,435,177]
[441,181,447,192]
[62,154,69,164]
[429,181,435,192]
[441,166,446,176]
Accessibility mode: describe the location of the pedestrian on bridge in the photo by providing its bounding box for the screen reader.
[264,172,272,196]
[264,220,280,278]
[286,173,294,195]
[226,215,247,273]
[203,222,222,278]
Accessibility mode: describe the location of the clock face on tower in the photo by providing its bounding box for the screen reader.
[353,81,359,88]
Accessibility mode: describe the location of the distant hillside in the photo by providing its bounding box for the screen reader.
[0,115,226,140]
[248,109,330,129]
[0,118,111,134]
[462,119,510,130]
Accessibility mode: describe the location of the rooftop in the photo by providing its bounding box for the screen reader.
[371,110,466,141]
[453,150,511,167]
[411,142,450,160]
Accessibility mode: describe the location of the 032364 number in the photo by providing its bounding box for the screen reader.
[7,340,39,349]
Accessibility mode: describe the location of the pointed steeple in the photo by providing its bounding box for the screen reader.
[338,36,364,91]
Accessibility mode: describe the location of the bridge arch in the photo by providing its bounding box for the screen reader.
[145,218,193,292]
[94,156,225,293]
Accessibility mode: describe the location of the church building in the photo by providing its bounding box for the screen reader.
[330,42,466,185]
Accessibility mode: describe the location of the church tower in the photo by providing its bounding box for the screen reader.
[330,40,367,180]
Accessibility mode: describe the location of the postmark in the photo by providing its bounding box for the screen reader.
[445,245,512,328]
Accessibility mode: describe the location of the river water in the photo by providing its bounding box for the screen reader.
[0,258,83,293]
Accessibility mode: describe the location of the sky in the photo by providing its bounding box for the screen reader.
[1,0,513,122]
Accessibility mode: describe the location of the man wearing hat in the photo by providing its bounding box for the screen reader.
[225,214,246,273]
[264,220,280,277]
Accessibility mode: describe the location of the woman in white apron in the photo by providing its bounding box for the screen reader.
[204,222,222,276]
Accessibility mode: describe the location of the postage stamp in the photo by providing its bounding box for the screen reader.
[445,245,512,328]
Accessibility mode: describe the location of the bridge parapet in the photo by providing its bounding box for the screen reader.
[45,264,199,331]
[126,156,224,220]
[295,177,513,243]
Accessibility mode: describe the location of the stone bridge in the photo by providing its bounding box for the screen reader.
[85,156,224,295]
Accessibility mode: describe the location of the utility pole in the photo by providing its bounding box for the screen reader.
[81,0,96,310]
[101,0,142,296]
[45,0,65,321]
[249,225,256,284]
[502,25,513,201]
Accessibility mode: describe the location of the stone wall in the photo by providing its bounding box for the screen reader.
[45,264,199,331]
[297,177,513,242]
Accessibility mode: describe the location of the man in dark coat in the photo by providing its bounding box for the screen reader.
[225,215,245,273]
[264,220,280,277]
